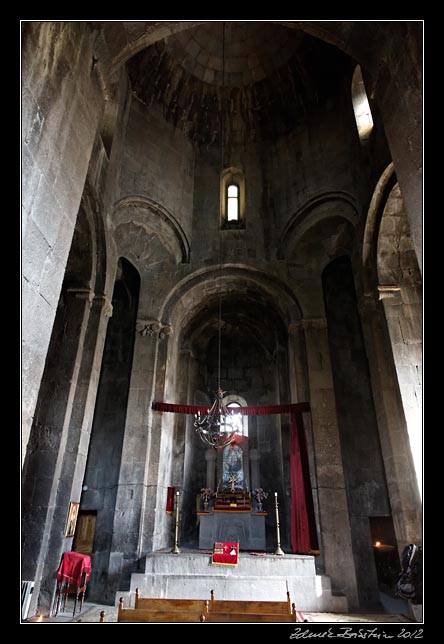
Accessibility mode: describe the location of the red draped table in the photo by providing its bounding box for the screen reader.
[55,552,91,616]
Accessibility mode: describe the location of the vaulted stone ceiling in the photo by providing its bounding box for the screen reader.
[127,22,351,146]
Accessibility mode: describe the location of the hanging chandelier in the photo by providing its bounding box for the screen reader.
[194,389,235,448]
[193,23,235,450]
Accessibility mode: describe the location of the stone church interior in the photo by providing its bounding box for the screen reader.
[21,21,422,622]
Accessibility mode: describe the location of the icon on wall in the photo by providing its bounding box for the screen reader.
[65,502,80,537]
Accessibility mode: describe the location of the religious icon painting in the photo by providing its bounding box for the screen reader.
[65,502,80,537]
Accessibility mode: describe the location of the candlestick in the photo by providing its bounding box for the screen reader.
[274,491,285,555]
[171,489,181,554]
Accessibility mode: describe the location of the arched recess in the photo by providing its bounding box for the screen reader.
[278,191,359,260]
[362,163,397,295]
[148,267,305,552]
[78,257,140,602]
[112,195,190,264]
[22,199,111,615]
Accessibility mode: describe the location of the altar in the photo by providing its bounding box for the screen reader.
[198,436,267,550]
[198,508,266,550]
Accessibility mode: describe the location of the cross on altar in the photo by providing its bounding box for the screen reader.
[229,473,237,492]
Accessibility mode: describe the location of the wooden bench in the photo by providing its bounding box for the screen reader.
[201,612,297,623]
[134,589,209,613]
[209,599,293,614]
[117,598,205,623]
[108,591,298,623]
[208,589,294,615]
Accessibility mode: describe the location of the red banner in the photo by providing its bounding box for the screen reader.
[152,401,310,416]
[166,486,175,514]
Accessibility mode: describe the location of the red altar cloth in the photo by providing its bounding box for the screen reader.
[56,552,91,587]
[212,542,239,566]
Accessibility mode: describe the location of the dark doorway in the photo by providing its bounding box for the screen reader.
[73,511,97,556]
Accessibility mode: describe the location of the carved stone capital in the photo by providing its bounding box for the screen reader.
[159,324,173,340]
[136,319,173,340]
[66,287,95,305]
[93,294,113,317]
[378,285,402,304]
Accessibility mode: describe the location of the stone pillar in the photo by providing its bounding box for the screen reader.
[109,317,163,583]
[22,287,95,614]
[205,449,217,489]
[36,294,112,613]
[249,447,260,491]
[302,318,359,609]
[378,286,422,498]
[358,292,422,551]
[22,23,104,461]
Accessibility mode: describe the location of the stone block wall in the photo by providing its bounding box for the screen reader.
[118,99,195,240]
[22,22,104,459]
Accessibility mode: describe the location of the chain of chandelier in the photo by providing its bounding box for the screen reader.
[193,23,236,450]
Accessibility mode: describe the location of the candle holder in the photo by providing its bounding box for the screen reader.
[274,491,285,555]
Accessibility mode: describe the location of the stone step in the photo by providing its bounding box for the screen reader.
[117,551,348,612]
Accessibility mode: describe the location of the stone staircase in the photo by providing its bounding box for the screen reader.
[116,550,348,612]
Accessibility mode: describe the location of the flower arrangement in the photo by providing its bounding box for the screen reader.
[201,488,215,501]
[252,488,268,502]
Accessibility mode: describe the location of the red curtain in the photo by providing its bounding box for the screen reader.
[153,400,318,554]
[152,401,309,415]
[290,413,319,553]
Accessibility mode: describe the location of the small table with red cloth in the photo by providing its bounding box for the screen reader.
[54,552,91,616]
[211,542,239,566]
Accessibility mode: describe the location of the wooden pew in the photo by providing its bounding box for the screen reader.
[134,588,209,613]
[117,598,205,623]
[201,612,297,623]
[209,600,293,614]
[208,589,294,615]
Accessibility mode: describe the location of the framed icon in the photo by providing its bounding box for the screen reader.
[65,501,80,537]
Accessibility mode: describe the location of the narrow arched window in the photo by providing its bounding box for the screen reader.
[227,184,239,221]
[227,401,248,436]
[351,65,374,142]
[221,168,245,228]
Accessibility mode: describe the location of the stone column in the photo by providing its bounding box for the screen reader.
[22,287,95,614]
[249,447,260,491]
[22,23,104,461]
[378,286,422,498]
[358,292,422,551]
[36,293,112,613]
[108,317,165,589]
[302,318,359,609]
[205,449,217,489]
